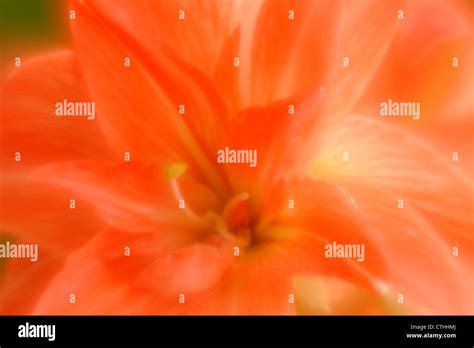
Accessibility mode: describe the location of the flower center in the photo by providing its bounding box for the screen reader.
[166,162,253,248]
[202,192,252,249]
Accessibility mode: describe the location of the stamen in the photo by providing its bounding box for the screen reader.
[204,211,237,243]
[165,163,252,246]
[165,162,202,222]
[170,177,202,222]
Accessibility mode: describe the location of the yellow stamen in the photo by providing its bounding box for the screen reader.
[203,211,236,242]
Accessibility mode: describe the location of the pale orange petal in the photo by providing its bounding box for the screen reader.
[313,114,474,313]
[260,176,387,291]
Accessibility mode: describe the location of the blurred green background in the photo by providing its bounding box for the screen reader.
[0,0,70,76]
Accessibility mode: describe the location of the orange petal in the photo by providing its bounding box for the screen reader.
[31,160,177,232]
[213,26,242,114]
[0,50,111,165]
[135,243,233,295]
[222,93,324,205]
[0,247,64,314]
[31,160,223,233]
[0,49,109,253]
[259,176,387,292]
[69,0,229,194]
[245,0,402,110]
[244,0,338,107]
[357,0,473,124]
[354,0,474,174]
[33,228,232,314]
[313,114,474,313]
[322,0,403,116]
[1,162,102,249]
[32,229,167,314]
[183,253,296,315]
[80,0,257,77]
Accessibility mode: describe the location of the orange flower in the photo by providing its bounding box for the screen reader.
[1,0,473,315]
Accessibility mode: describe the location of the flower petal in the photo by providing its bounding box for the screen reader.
[243,0,338,107]
[0,248,63,314]
[0,49,108,313]
[31,160,222,233]
[244,0,402,110]
[357,0,473,123]
[322,0,403,116]
[1,162,103,248]
[222,93,324,206]
[33,228,231,314]
[134,243,233,295]
[312,114,474,313]
[32,229,163,314]
[182,253,296,315]
[79,0,259,76]
[69,0,230,194]
[0,50,111,165]
[259,176,387,292]
[294,275,406,315]
[354,0,474,176]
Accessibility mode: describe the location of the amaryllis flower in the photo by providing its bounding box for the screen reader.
[1,0,473,315]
